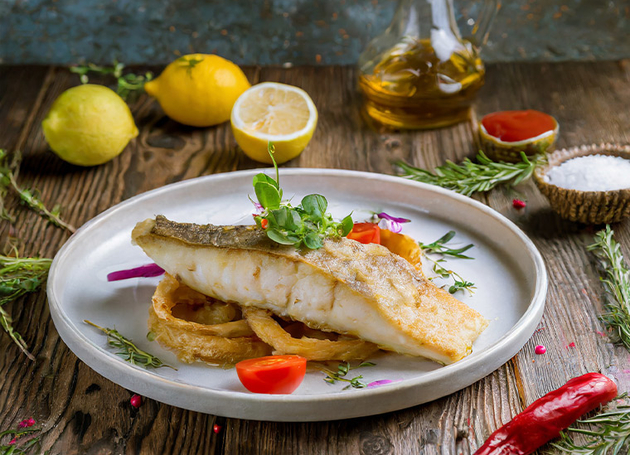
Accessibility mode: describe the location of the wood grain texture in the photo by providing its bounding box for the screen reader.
[0,61,628,454]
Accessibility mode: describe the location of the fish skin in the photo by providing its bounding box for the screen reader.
[133,215,488,364]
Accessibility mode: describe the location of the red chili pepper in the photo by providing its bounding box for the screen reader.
[474,372,617,455]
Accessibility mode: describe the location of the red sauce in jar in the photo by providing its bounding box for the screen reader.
[481,110,556,142]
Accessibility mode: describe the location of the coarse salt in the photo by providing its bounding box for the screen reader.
[544,155,630,191]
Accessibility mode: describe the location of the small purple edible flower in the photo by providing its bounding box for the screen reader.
[376,212,411,233]
[107,263,165,281]
[367,379,403,389]
[252,202,264,215]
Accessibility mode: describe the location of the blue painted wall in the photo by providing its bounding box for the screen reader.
[2,0,629,65]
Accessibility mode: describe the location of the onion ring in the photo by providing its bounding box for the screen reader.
[242,307,378,361]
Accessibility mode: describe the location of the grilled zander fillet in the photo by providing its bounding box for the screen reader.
[132,216,488,364]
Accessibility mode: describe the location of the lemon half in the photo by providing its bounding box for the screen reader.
[230,82,318,164]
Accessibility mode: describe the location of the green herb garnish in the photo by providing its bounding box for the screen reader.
[0,253,52,360]
[253,143,353,249]
[321,361,375,390]
[420,230,475,295]
[419,230,474,259]
[550,399,630,454]
[84,320,176,370]
[588,225,630,351]
[70,61,153,101]
[395,151,540,197]
[0,149,76,233]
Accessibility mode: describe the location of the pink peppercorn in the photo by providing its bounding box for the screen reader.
[512,199,527,209]
[213,424,222,434]
[130,394,142,408]
[535,345,546,355]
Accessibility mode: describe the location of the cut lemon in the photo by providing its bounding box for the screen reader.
[230,82,318,164]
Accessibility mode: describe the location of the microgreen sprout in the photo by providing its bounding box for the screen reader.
[252,143,354,249]
[320,361,376,389]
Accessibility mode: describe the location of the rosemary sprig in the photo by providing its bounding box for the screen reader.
[321,361,376,389]
[0,253,52,360]
[588,225,630,350]
[84,320,176,370]
[395,151,540,197]
[70,61,153,101]
[549,401,630,454]
[0,150,76,233]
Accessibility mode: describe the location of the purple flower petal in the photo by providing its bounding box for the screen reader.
[107,263,165,281]
[384,220,403,233]
[376,212,411,224]
[253,202,264,215]
[367,379,402,389]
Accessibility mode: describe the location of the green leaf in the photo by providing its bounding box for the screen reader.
[254,180,281,210]
[266,229,297,245]
[301,194,327,221]
[304,232,323,249]
[340,215,354,236]
[253,173,279,190]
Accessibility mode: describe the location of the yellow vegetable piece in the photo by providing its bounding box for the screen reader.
[380,229,423,272]
[230,82,318,164]
[144,54,250,127]
[42,84,138,166]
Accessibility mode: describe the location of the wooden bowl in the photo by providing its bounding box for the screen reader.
[533,143,630,224]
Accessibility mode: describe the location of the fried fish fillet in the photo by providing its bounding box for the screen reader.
[132,216,488,364]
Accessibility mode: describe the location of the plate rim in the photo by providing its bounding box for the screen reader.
[47,168,547,421]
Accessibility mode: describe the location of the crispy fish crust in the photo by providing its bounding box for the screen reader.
[133,216,488,364]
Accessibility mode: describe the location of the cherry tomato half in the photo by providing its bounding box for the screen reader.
[236,355,307,394]
[347,222,381,245]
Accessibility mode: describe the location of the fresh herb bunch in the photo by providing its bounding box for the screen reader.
[0,253,52,360]
[253,144,353,249]
[550,400,630,454]
[588,225,630,351]
[0,149,76,232]
[70,61,153,101]
[395,151,540,197]
[84,320,176,370]
[419,230,476,295]
[321,361,376,390]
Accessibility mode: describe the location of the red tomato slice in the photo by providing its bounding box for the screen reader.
[347,222,381,244]
[236,355,307,394]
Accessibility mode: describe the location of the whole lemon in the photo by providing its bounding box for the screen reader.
[144,54,251,127]
[42,84,138,166]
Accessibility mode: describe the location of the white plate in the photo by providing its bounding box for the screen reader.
[48,169,547,422]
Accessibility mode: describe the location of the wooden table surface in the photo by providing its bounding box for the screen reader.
[1,61,630,454]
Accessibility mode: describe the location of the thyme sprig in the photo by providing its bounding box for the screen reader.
[395,151,540,197]
[84,320,176,370]
[550,399,630,454]
[321,361,376,390]
[253,143,354,249]
[588,225,630,350]
[0,150,76,233]
[70,61,153,101]
[0,253,52,360]
[419,230,475,295]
